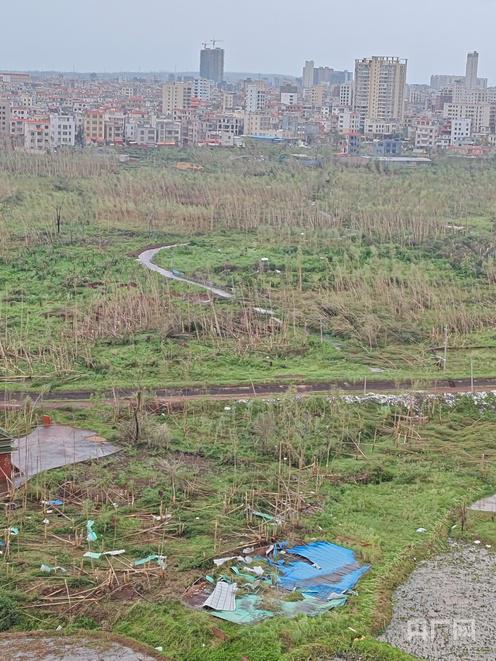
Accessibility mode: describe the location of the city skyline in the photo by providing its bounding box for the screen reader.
[1,0,494,83]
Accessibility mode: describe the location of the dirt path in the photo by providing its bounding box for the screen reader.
[2,377,496,408]
[380,540,496,660]
[137,245,233,299]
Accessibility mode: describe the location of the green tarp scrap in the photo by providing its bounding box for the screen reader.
[251,510,274,521]
[279,594,347,617]
[40,564,67,573]
[208,594,273,624]
[207,593,347,624]
[83,551,103,560]
[231,566,257,583]
[86,520,97,542]
[133,554,166,569]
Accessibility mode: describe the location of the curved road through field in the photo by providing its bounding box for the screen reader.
[137,245,234,299]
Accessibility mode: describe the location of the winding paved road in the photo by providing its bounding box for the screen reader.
[137,245,233,299]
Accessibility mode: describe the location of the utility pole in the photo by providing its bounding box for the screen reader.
[443,325,449,371]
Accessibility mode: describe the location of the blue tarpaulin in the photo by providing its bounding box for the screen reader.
[272,541,370,599]
[200,540,370,624]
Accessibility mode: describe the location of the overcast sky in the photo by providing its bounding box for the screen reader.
[1,0,494,83]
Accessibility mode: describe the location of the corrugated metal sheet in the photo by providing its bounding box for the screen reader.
[273,541,370,598]
[203,581,236,611]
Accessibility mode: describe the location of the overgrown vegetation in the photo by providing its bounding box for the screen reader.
[1,149,496,391]
[1,147,496,659]
[1,394,495,659]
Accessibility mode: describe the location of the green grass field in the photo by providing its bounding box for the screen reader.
[1,198,496,393]
[1,148,496,659]
[1,394,496,659]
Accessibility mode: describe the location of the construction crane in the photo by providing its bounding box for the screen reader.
[203,39,223,49]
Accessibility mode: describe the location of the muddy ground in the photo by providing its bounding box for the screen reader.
[0,633,159,660]
[381,540,496,660]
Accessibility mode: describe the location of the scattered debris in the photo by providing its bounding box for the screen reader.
[203,581,237,612]
[40,564,66,574]
[133,554,166,569]
[12,424,119,485]
[83,550,126,559]
[195,540,369,624]
[86,520,97,542]
[272,541,370,599]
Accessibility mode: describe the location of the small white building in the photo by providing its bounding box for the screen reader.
[415,120,438,150]
[50,113,76,148]
[450,118,472,146]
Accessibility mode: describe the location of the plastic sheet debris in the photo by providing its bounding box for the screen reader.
[243,547,255,555]
[8,527,19,536]
[83,549,125,560]
[207,594,271,623]
[251,510,274,521]
[203,581,237,612]
[273,541,369,599]
[416,528,427,533]
[231,566,257,583]
[104,549,126,556]
[40,564,66,574]
[246,566,264,576]
[213,556,245,567]
[83,551,103,560]
[86,520,97,542]
[42,499,63,506]
[214,556,236,567]
[199,540,369,624]
[133,554,167,569]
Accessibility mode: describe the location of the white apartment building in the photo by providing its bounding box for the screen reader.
[49,114,76,148]
[281,92,299,107]
[130,125,156,146]
[245,83,268,112]
[333,108,361,134]
[451,118,472,145]
[215,114,244,135]
[192,78,215,102]
[364,119,399,136]
[414,120,438,149]
[339,82,353,108]
[443,102,490,134]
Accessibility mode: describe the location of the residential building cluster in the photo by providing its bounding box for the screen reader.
[1,48,495,156]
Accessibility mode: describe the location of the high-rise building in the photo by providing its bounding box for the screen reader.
[302,61,315,89]
[354,56,407,125]
[200,45,224,83]
[465,51,479,89]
